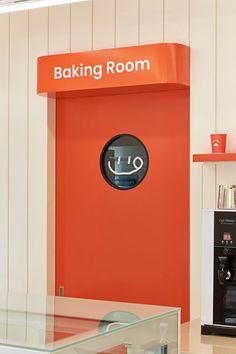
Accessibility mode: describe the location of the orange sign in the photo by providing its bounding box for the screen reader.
[37,43,190,96]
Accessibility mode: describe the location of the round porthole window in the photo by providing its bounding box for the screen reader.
[100,134,149,190]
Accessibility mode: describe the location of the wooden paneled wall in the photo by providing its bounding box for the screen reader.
[0,0,235,320]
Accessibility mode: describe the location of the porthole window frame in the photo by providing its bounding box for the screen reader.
[100,134,149,190]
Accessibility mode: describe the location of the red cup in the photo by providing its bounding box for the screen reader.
[211,134,227,153]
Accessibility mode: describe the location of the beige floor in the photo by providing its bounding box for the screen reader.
[181,319,236,354]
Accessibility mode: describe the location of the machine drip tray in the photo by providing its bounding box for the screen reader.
[201,324,236,336]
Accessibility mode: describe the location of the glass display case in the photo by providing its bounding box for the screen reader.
[0,294,180,354]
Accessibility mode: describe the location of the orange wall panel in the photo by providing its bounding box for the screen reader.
[56,89,190,322]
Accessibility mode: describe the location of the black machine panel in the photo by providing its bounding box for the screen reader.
[214,212,236,247]
[213,211,236,327]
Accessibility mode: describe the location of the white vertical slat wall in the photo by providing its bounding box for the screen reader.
[71,1,92,52]
[216,0,236,187]
[190,0,216,319]
[8,11,29,293]
[0,14,9,294]
[28,8,49,295]
[0,15,9,342]
[49,5,70,54]
[93,0,115,49]
[164,0,189,44]
[0,0,236,319]
[139,0,164,44]
[116,0,139,46]
[7,11,29,343]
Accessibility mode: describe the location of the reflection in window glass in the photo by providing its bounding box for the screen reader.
[100,135,149,190]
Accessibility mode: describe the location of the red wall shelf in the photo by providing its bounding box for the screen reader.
[193,153,236,162]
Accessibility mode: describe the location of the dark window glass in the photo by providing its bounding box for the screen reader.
[100,134,149,190]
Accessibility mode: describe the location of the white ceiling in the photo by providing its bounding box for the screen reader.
[0,0,37,4]
[0,0,86,12]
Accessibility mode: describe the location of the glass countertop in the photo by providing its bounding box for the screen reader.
[0,294,179,352]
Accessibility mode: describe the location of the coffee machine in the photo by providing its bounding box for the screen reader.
[201,209,236,336]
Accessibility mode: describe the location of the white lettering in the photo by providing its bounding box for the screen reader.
[106,59,151,75]
[63,68,71,79]
[125,61,135,72]
[107,61,115,74]
[83,65,92,77]
[53,58,151,81]
[93,64,103,80]
[116,62,125,73]
[71,64,80,78]
[135,59,150,71]
[54,67,62,79]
